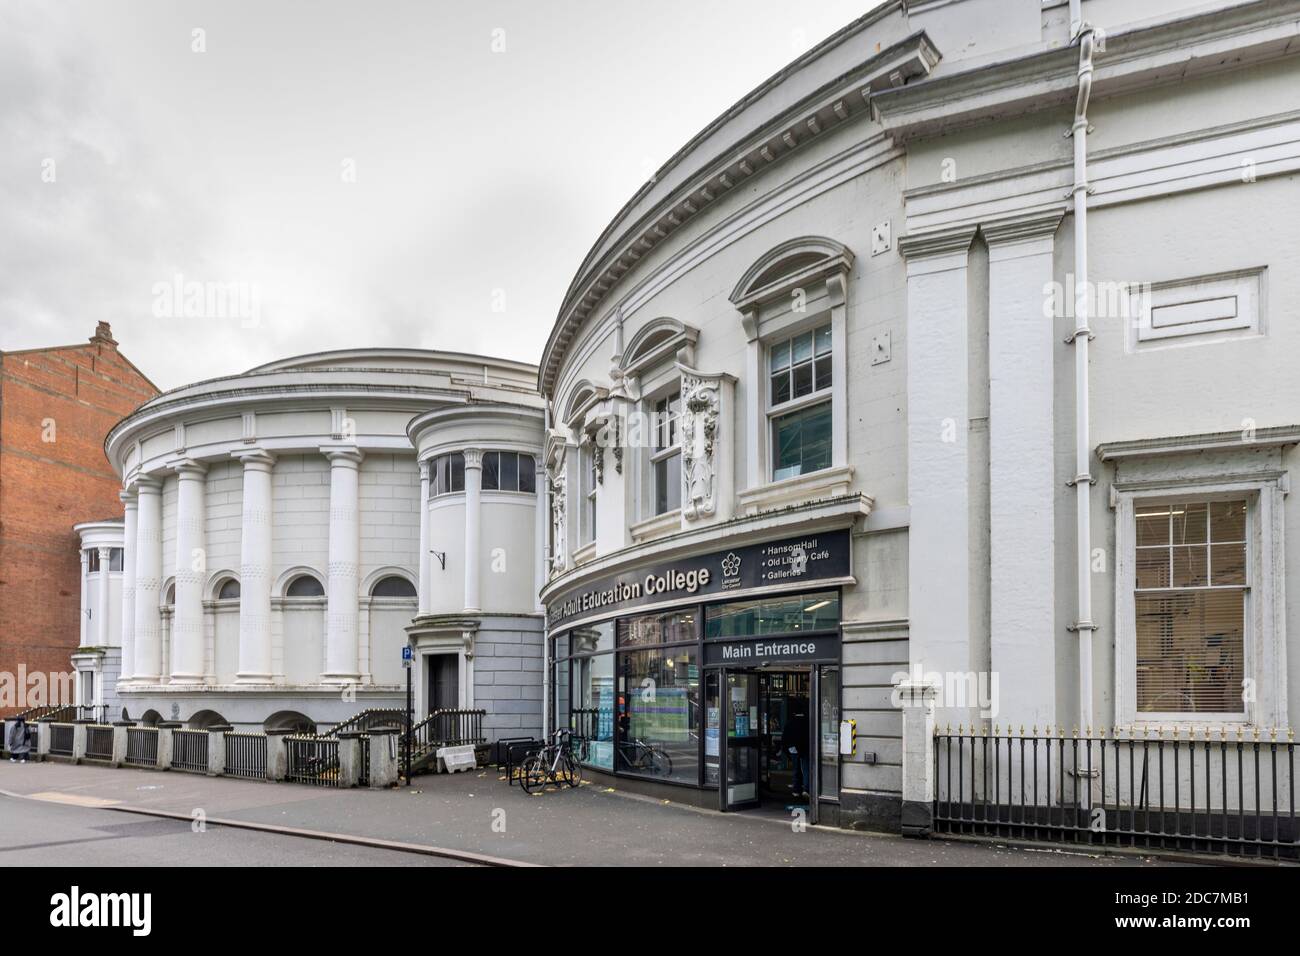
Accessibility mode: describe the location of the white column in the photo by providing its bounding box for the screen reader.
[96,546,111,646]
[418,459,431,616]
[132,477,164,682]
[984,213,1063,730]
[323,447,363,683]
[462,449,482,613]
[899,226,977,724]
[533,455,546,610]
[78,549,90,647]
[235,449,275,683]
[170,460,208,684]
[119,490,137,682]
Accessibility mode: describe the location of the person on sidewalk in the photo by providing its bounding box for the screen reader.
[780,695,810,800]
[7,717,31,763]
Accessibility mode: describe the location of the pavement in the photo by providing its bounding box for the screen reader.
[0,759,1181,867]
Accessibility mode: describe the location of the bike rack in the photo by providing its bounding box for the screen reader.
[499,737,543,786]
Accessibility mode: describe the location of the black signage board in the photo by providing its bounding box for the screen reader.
[547,528,851,629]
[702,633,840,666]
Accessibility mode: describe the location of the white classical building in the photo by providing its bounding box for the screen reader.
[538,0,1300,833]
[101,349,546,735]
[71,520,126,720]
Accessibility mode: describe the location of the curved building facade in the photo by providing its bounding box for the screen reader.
[539,0,1300,831]
[104,349,545,735]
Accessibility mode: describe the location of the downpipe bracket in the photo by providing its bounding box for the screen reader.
[1065,473,1096,488]
[1067,622,1100,633]
[1063,328,1094,344]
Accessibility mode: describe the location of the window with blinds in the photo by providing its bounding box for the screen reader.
[1134,499,1247,715]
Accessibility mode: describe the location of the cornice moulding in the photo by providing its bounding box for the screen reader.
[979,208,1066,245]
[874,0,1300,143]
[896,224,977,259]
[1097,426,1300,462]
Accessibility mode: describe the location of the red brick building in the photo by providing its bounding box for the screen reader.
[0,322,157,715]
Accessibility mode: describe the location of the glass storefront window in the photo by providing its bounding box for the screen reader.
[704,590,840,639]
[554,660,570,737]
[571,653,614,770]
[616,646,699,784]
[617,609,696,647]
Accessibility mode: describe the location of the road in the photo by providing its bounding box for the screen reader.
[0,791,465,867]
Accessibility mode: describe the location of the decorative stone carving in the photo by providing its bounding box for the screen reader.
[681,370,721,520]
[549,461,567,573]
[612,415,623,475]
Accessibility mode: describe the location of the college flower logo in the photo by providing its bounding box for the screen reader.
[720,552,741,577]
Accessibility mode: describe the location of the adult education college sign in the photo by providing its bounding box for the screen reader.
[546,528,851,629]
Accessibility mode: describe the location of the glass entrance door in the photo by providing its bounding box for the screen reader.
[722,670,760,810]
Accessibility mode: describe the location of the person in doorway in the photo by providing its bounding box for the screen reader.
[7,717,31,763]
[780,694,810,799]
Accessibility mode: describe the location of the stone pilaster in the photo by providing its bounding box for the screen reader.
[235,449,275,683]
[132,478,164,682]
[170,460,208,684]
[322,446,363,683]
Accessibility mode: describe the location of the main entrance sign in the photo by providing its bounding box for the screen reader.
[546,528,851,628]
[703,634,839,666]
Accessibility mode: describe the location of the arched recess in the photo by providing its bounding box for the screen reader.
[207,570,241,601]
[728,236,855,308]
[273,566,326,599]
[364,567,417,687]
[139,709,162,727]
[276,566,326,685]
[264,710,317,734]
[160,577,177,608]
[361,566,417,599]
[188,709,228,730]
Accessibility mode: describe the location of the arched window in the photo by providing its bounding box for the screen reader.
[285,575,325,597]
[370,575,417,598]
[216,578,241,600]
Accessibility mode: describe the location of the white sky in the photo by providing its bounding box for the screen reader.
[1,1,878,390]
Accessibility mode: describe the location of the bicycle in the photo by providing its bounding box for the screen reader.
[520,729,582,793]
[618,738,673,777]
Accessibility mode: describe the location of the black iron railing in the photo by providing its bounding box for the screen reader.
[36,706,77,724]
[85,725,114,761]
[76,705,110,723]
[934,726,1298,860]
[322,708,408,738]
[125,727,158,767]
[14,704,67,721]
[224,732,268,780]
[49,723,74,756]
[403,708,486,768]
[172,729,210,773]
[285,735,340,787]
